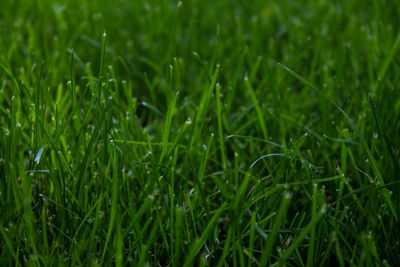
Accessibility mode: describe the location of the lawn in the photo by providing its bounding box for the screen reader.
[1,0,399,266]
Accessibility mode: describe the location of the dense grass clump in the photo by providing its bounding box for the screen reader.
[1,0,400,266]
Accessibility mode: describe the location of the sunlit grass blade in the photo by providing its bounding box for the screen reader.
[260,192,292,266]
[278,205,327,265]
[244,76,268,140]
[215,82,227,169]
[183,203,227,267]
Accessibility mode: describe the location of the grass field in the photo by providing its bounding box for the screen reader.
[1,0,400,266]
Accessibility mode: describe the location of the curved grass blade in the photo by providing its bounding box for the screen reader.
[278,63,398,221]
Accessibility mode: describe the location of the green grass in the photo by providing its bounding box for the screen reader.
[1,0,400,266]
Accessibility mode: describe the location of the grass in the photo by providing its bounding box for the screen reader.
[1,0,400,266]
